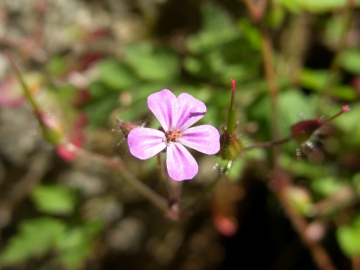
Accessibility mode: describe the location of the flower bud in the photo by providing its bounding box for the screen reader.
[38,111,65,144]
[290,119,322,143]
[219,133,243,160]
[218,79,243,160]
[226,79,237,135]
[291,105,350,143]
[114,117,138,138]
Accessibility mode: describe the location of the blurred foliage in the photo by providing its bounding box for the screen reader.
[276,0,360,13]
[31,185,78,215]
[0,218,102,270]
[1,0,360,269]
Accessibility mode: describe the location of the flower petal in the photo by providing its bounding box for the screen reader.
[128,127,166,159]
[175,93,207,131]
[166,143,198,181]
[147,89,177,131]
[179,125,220,154]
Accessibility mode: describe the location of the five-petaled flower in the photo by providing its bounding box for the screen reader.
[127,89,220,181]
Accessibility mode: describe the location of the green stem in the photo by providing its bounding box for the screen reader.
[3,51,40,114]
[243,136,293,151]
[157,153,169,198]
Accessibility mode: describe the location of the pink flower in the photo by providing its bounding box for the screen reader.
[127,89,220,181]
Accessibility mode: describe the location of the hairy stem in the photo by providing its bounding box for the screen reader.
[243,136,293,151]
[157,153,169,198]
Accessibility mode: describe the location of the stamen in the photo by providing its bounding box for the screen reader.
[166,128,182,142]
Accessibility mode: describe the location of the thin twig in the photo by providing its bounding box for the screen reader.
[310,186,357,217]
[243,136,293,151]
[352,255,360,270]
[65,143,170,215]
[277,181,337,270]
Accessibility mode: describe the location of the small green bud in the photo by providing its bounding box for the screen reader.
[219,132,243,160]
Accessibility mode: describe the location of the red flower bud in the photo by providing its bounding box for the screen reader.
[291,119,323,143]
[291,105,350,143]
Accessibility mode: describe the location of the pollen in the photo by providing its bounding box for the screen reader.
[166,128,182,142]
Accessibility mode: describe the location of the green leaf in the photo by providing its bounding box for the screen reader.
[183,57,202,75]
[97,59,137,90]
[279,154,331,179]
[238,19,261,50]
[57,229,91,270]
[324,15,346,49]
[227,158,245,181]
[340,49,360,74]
[31,185,77,215]
[352,173,360,197]
[275,0,360,13]
[125,43,179,81]
[115,100,148,124]
[113,83,166,123]
[0,218,66,266]
[187,4,238,54]
[88,81,109,100]
[47,55,68,76]
[279,90,316,129]
[298,0,360,13]
[337,215,360,257]
[311,176,345,197]
[83,92,119,127]
[56,220,103,270]
[331,85,357,101]
[300,69,356,100]
[55,221,102,270]
[300,69,329,90]
[250,89,316,142]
